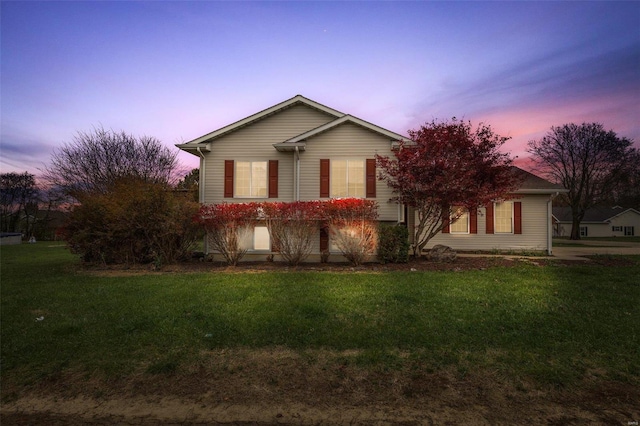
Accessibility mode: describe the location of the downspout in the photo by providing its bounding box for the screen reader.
[295,146,300,201]
[547,192,558,256]
[196,147,206,203]
[196,147,207,253]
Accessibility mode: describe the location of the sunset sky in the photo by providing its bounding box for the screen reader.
[2,1,639,177]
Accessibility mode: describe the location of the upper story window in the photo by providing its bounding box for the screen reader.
[225,160,277,199]
[450,207,469,234]
[236,161,267,198]
[331,160,364,198]
[494,201,513,233]
[320,158,375,199]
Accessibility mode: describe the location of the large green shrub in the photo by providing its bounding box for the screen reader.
[377,224,409,264]
[62,178,201,265]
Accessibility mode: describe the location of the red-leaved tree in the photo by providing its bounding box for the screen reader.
[377,119,521,256]
[196,202,259,265]
[262,201,324,266]
[324,198,378,266]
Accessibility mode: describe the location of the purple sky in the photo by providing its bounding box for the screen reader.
[2,1,639,177]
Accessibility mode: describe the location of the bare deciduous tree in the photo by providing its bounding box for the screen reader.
[606,149,640,209]
[0,172,38,234]
[528,123,636,239]
[44,127,178,198]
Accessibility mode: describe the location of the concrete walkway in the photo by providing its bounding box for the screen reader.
[552,242,640,261]
[457,240,640,262]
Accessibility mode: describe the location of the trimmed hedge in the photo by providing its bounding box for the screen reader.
[377,224,409,264]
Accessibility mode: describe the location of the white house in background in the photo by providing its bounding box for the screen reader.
[553,206,640,238]
[177,95,566,260]
[0,233,22,245]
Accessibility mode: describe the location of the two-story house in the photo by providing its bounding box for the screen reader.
[177,95,564,260]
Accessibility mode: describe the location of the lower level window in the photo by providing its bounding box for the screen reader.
[253,226,270,250]
[240,226,271,251]
[624,226,635,236]
[612,226,622,232]
[580,226,588,237]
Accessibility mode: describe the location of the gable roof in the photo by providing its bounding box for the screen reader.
[512,167,566,194]
[177,95,410,154]
[176,95,345,152]
[273,114,411,151]
[552,206,640,223]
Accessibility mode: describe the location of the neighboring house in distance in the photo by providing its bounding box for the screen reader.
[177,95,566,260]
[0,233,22,245]
[553,206,640,238]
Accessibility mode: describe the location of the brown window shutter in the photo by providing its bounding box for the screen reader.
[320,227,329,251]
[470,207,478,234]
[320,159,330,198]
[268,160,278,198]
[366,159,376,198]
[224,160,234,198]
[441,206,450,234]
[486,203,494,234]
[514,201,522,234]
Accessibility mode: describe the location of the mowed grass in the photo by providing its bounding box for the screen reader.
[1,243,638,391]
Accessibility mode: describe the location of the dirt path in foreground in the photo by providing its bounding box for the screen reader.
[2,389,638,425]
[3,347,638,426]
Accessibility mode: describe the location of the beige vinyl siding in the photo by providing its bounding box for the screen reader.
[297,122,398,256]
[425,195,551,251]
[201,104,336,204]
[298,122,398,220]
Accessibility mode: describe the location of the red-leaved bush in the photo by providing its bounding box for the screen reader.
[195,202,260,265]
[262,201,324,266]
[323,198,379,266]
[196,198,379,266]
[377,118,520,255]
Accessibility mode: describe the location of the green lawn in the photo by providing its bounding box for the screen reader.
[1,243,639,392]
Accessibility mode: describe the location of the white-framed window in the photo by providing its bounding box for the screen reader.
[494,201,513,234]
[624,226,635,236]
[253,226,270,250]
[331,160,364,198]
[329,227,360,253]
[236,161,267,198]
[450,207,469,234]
[240,225,271,251]
[612,226,623,232]
[580,226,588,237]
